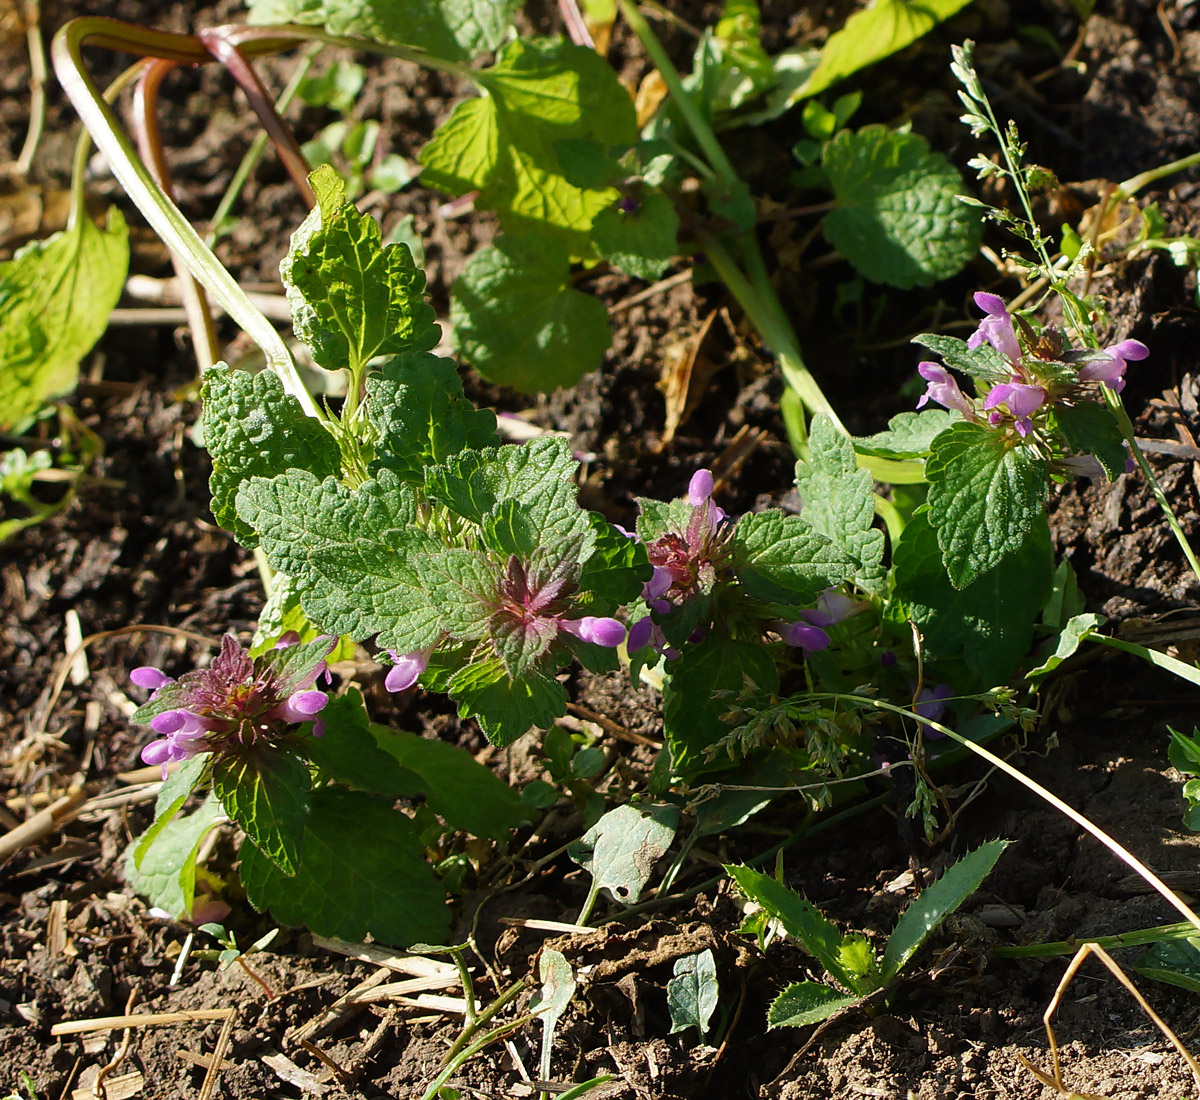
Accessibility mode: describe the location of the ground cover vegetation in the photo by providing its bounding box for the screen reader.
[6,0,1200,1095]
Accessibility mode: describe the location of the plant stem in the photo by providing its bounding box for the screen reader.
[1093,634,1200,688]
[51,17,321,419]
[994,920,1198,959]
[16,0,47,176]
[1118,149,1200,199]
[441,978,527,1066]
[420,1012,541,1100]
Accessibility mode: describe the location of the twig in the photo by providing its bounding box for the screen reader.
[51,1008,236,1035]
[91,983,140,1099]
[0,786,87,866]
[609,269,691,315]
[198,1008,238,1100]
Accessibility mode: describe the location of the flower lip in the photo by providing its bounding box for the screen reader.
[782,622,830,652]
[131,667,172,690]
[687,469,714,505]
[385,649,432,693]
[562,616,627,648]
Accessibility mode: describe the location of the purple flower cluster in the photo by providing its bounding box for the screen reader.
[916,292,1148,448]
[132,633,335,776]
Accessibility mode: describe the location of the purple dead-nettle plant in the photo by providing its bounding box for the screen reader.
[131,634,336,776]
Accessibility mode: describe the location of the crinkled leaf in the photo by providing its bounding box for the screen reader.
[366,352,497,482]
[926,422,1049,588]
[371,724,527,839]
[247,0,519,64]
[416,549,500,640]
[726,863,860,991]
[667,948,719,1037]
[1051,401,1129,480]
[258,634,336,696]
[794,0,974,100]
[1026,612,1104,684]
[426,437,594,551]
[237,469,443,652]
[491,606,562,678]
[795,416,885,591]
[913,332,1010,384]
[419,38,637,255]
[767,982,858,1028]
[203,365,342,547]
[853,410,959,460]
[211,746,311,875]
[481,499,540,558]
[0,208,128,430]
[240,786,449,947]
[663,637,780,776]
[578,513,652,604]
[451,235,611,392]
[590,192,679,281]
[732,510,852,606]
[823,126,981,289]
[304,689,425,798]
[281,166,438,374]
[251,573,355,661]
[881,839,1009,981]
[448,657,568,747]
[568,803,679,906]
[890,511,1053,685]
[124,794,224,920]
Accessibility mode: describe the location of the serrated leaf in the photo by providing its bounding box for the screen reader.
[881,839,1009,981]
[913,333,1010,383]
[823,126,981,289]
[578,513,652,604]
[795,416,885,591]
[732,511,852,605]
[203,365,342,547]
[251,574,355,661]
[211,747,311,875]
[419,38,637,255]
[667,948,719,1037]
[838,934,878,981]
[663,637,779,775]
[240,786,449,947]
[366,352,497,482]
[925,422,1049,588]
[281,166,439,374]
[853,410,958,459]
[448,658,568,746]
[416,550,500,640]
[1052,401,1129,479]
[237,469,443,652]
[590,192,679,281]
[124,794,225,920]
[795,0,974,100]
[890,511,1053,685]
[426,437,594,551]
[451,235,611,392]
[767,982,858,1028]
[0,208,128,430]
[371,724,527,839]
[1026,612,1105,684]
[569,803,679,907]
[726,864,861,992]
[533,949,576,1080]
[304,689,426,797]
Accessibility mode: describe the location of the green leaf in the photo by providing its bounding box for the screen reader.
[881,839,1009,981]
[448,658,569,746]
[912,333,1010,383]
[578,513,652,603]
[1169,726,1200,776]
[732,511,852,606]
[247,0,520,61]
[726,864,861,991]
[419,38,637,255]
[767,982,858,1028]
[708,0,775,112]
[251,573,355,661]
[415,550,501,640]
[240,786,449,947]
[211,747,311,875]
[663,637,780,775]
[366,352,497,482]
[853,410,958,460]
[131,753,213,872]
[795,0,974,100]
[532,949,576,1080]
[667,948,719,1037]
[451,235,612,392]
[795,416,885,591]
[372,724,528,839]
[590,192,679,281]
[304,689,426,798]
[1026,612,1104,684]
[822,126,982,289]
[925,422,1049,588]
[890,511,1053,684]
[1133,938,1200,994]
[569,803,679,907]
[237,468,443,652]
[0,208,128,429]
[281,165,439,375]
[124,794,225,920]
[1051,401,1129,480]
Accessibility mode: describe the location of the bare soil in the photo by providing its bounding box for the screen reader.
[5,1,1200,1097]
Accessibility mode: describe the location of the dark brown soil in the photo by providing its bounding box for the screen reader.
[6,1,1200,1097]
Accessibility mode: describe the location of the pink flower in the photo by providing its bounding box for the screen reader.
[967,292,1022,364]
[782,622,830,652]
[916,362,974,419]
[561,616,626,647]
[385,648,432,693]
[1077,339,1148,394]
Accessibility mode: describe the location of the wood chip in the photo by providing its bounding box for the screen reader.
[46,898,69,955]
[177,1050,237,1073]
[310,936,456,979]
[71,1069,142,1100]
[261,1051,330,1094]
[64,610,89,685]
[345,974,464,1004]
